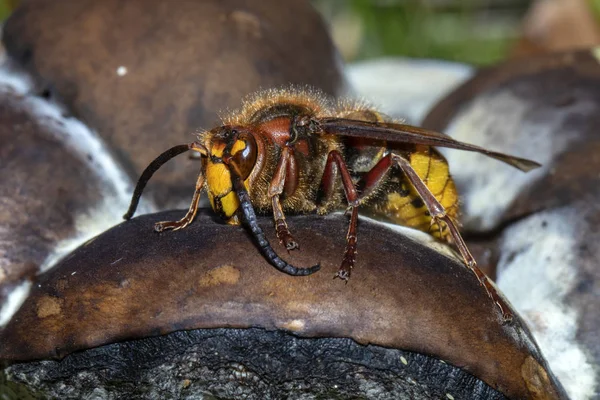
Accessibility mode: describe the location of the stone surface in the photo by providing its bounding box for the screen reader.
[0,73,138,328]
[0,211,567,399]
[2,0,347,207]
[422,48,600,400]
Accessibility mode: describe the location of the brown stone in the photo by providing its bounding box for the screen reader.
[0,85,110,312]
[0,210,568,399]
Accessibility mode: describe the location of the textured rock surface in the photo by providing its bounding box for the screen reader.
[0,211,568,399]
[3,328,510,400]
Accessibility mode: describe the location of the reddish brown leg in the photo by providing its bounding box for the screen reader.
[268,147,298,251]
[321,151,360,280]
[155,171,205,232]
[337,206,359,280]
[272,197,298,251]
[354,151,394,198]
[316,148,340,209]
[390,153,512,322]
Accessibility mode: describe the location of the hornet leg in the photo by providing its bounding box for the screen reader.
[321,150,361,281]
[391,153,512,322]
[268,146,299,251]
[155,171,205,232]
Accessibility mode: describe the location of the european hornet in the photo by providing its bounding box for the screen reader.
[124,87,540,321]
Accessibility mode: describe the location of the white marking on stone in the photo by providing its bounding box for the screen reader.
[357,215,462,264]
[116,66,128,76]
[0,281,32,327]
[442,91,582,230]
[0,65,156,276]
[284,319,305,331]
[111,257,124,266]
[497,208,596,399]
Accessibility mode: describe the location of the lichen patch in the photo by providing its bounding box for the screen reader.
[521,356,559,400]
[281,319,305,332]
[198,265,241,287]
[37,296,63,318]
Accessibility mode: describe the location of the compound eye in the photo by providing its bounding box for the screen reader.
[231,134,257,180]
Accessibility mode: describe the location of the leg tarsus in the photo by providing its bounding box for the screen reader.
[271,196,299,252]
[333,236,356,281]
[275,218,299,251]
[268,147,301,252]
[154,212,194,232]
[320,151,360,282]
[334,207,359,281]
[154,218,193,232]
[154,172,204,233]
[436,213,513,322]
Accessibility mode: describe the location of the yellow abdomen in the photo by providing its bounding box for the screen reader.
[372,146,458,241]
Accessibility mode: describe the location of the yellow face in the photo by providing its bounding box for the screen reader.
[205,139,252,224]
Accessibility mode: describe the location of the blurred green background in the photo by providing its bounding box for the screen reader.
[315,0,600,64]
[1,0,599,66]
[314,0,533,64]
[0,0,16,21]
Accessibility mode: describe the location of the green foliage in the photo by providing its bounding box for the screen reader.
[316,0,529,65]
[590,0,600,21]
[0,3,11,21]
[0,0,18,21]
